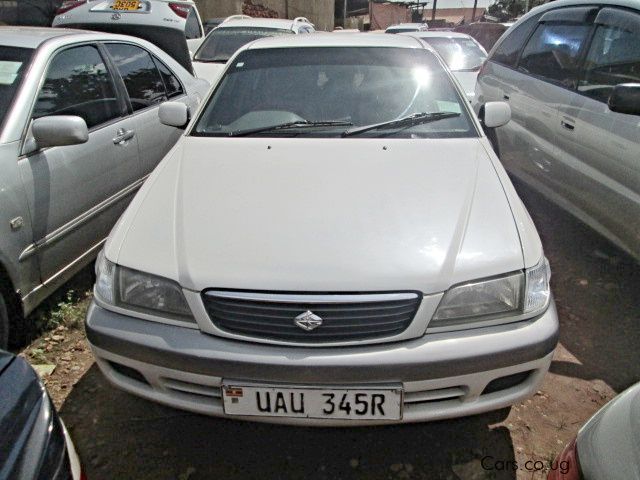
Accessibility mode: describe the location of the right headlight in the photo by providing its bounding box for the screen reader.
[432,258,550,327]
[94,251,195,323]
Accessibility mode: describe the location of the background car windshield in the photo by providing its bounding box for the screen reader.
[193,47,475,138]
[0,46,33,135]
[194,27,293,62]
[424,37,487,71]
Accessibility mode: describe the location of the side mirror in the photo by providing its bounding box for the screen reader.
[608,83,640,116]
[482,101,511,128]
[32,115,88,149]
[159,102,189,128]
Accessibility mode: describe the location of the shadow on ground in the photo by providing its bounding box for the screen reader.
[515,181,640,393]
[61,366,514,480]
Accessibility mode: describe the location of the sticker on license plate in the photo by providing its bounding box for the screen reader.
[222,384,403,420]
[112,0,139,10]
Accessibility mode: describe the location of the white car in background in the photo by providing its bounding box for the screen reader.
[405,31,487,99]
[192,16,315,83]
[52,0,205,70]
[385,23,428,33]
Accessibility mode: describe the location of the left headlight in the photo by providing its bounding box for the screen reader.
[95,252,194,323]
[432,258,550,327]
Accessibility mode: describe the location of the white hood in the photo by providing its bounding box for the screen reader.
[107,137,525,294]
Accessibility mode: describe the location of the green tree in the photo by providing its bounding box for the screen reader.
[486,0,548,21]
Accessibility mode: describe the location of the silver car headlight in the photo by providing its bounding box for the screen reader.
[432,258,550,326]
[95,252,194,322]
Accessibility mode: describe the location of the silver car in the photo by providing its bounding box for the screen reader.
[475,0,640,260]
[0,27,209,347]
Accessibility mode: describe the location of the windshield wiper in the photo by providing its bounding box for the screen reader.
[341,112,461,137]
[227,120,353,137]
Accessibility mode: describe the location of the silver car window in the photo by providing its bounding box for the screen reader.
[518,22,592,88]
[579,10,640,103]
[32,45,122,129]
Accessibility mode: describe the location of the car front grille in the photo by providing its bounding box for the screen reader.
[201,290,422,343]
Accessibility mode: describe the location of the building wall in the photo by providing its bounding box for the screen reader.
[194,0,334,30]
[370,2,410,30]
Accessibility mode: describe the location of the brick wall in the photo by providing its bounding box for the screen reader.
[194,0,334,30]
[370,2,410,30]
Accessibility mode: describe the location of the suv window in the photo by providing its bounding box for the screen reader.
[185,6,202,39]
[518,22,591,88]
[491,14,540,67]
[154,59,184,99]
[105,43,167,112]
[579,10,640,103]
[33,45,121,129]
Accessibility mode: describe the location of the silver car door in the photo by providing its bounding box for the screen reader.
[475,12,543,165]
[104,42,187,175]
[507,8,594,200]
[19,44,141,283]
[555,7,640,257]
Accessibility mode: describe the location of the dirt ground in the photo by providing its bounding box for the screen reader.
[20,182,638,480]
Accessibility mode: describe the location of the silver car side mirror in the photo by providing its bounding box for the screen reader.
[32,115,88,149]
[482,101,511,128]
[159,102,189,128]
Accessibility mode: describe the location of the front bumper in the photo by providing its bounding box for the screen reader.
[86,300,559,426]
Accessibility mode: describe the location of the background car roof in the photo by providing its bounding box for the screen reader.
[0,26,180,51]
[521,0,640,20]
[218,18,311,30]
[0,26,88,49]
[244,32,425,50]
[407,31,475,39]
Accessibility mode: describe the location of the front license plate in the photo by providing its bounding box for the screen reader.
[112,0,139,10]
[222,384,402,421]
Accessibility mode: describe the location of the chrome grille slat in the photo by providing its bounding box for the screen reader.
[214,315,412,330]
[202,291,422,343]
[211,298,419,312]
[206,305,418,321]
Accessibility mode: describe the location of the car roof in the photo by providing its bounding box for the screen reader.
[244,32,425,50]
[218,18,312,30]
[407,31,473,39]
[524,0,639,17]
[0,26,178,53]
[0,26,87,49]
[387,23,426,28]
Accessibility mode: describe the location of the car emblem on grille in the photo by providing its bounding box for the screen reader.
[111,12,121,20]
[294,310,323,331]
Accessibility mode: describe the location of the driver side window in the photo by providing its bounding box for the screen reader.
[33,45,121,129]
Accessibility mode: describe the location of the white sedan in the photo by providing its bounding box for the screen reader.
[87,33,558,426]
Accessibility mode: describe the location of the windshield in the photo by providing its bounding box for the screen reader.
[422,37,487,71]
[194,27,294,63]
[0,46,33,136]
[193,47,476,139]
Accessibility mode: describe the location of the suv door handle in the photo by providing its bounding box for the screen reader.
[113,129,135,145]
[560,120,575,131]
